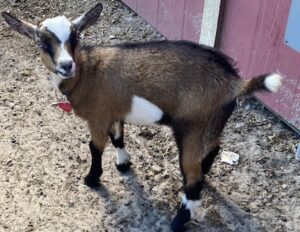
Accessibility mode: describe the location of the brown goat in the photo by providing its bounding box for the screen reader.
[2,3,282,232]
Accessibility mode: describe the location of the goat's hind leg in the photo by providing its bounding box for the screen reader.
[109,121,132,172]
[202,100,236,175]
[171,125,205,232]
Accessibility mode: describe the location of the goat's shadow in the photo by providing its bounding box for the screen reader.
[200,182,264,232]
[91,168,264,232]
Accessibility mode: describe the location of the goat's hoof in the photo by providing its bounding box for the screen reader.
[116,161,132,173]
[84,175,100,189]
[170,204,191,232]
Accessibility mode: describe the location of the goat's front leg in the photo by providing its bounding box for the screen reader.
[108,121,132,172]
[84,121,109,188]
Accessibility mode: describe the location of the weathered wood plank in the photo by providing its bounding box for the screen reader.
[182,0,204,42]
[156,0,185,40]
[219,0,300,129]
[122,0,137,11]
[136,0,159,28]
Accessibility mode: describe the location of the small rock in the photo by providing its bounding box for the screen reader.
[281,184,287,190]
[152,164,162,174]
[20,70,30,76]
[154,175,162,182]
[147,170,155,177]
[249,202,259,212]
[220,151,239,165]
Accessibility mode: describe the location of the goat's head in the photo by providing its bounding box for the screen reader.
[2,3,103,79]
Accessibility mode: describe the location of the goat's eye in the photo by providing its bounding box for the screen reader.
[36,41,44,49]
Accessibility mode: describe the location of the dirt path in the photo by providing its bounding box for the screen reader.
[0,0,299,231]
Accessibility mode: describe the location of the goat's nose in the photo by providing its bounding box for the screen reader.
[60,61,73,72]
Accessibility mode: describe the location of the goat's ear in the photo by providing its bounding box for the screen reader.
[2,12,36,40]
[73,3,103,32]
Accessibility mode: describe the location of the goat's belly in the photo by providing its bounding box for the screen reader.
[124,95,163,125]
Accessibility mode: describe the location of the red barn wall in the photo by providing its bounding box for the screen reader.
[122,0,204,42]
[219,0,300,130]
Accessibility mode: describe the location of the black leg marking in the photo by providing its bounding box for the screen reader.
[116,161,132,172]
[84,141,103,188]
[171,180,204,231]
[184,179,204,200]
[109,132,124,149]
[202,146,220,175]
[109,130,132,173]
[171,205,190,232]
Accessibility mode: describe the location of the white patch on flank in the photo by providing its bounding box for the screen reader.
[116,148,130,165]
[264,73,283,92]
[125,96,163,125]
[112,122,121,140]
[182,195,201,219]
[41,16,71,43]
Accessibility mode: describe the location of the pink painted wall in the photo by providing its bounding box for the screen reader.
[219,0,300,129]
[122,0,204,42]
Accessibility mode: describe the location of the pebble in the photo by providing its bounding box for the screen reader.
[20,70,30,76]
[154,175,162,182]
[152,164,162,174]
[220,151,239,165]
[281,184,287,190]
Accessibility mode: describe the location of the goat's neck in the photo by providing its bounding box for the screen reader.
[59,75,80,97]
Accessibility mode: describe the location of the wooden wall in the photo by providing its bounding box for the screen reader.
[122,0,204,42]
[219,0,300,130]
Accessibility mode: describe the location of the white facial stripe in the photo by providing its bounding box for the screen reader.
[59,43,73,63]
[116,148,130,165]
[182,195,201,219]
[41,16,71,43]
[125,96,163,125]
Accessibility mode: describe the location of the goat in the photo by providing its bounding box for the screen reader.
[2,3,282,232]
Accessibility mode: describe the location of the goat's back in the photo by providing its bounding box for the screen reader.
[78,41,242,117]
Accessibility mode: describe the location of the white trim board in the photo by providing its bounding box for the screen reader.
[199,0,221,47]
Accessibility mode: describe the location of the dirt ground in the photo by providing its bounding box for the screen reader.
[0,0,299,231]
